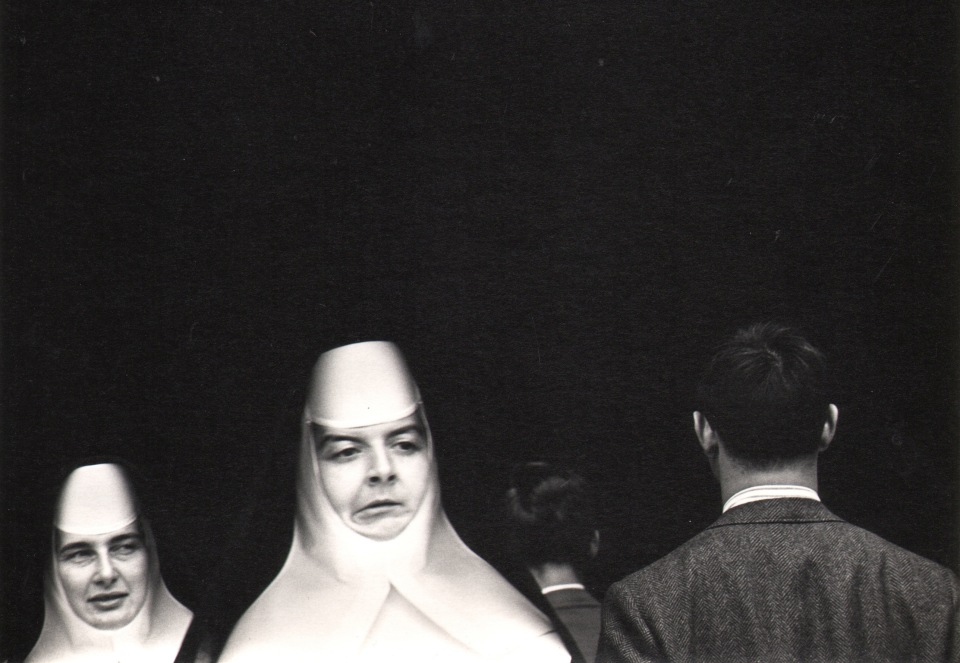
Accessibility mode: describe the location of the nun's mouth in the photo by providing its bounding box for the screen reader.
[355,500,405,520]
[88,592,128,610]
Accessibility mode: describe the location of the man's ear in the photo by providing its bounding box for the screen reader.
[819,404,838,452]
[588,529,600,560]
[693,411,719,459]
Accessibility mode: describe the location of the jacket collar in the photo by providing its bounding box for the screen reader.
[707,497,844,530]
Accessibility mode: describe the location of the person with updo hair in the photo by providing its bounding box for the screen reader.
[505,462,601,663]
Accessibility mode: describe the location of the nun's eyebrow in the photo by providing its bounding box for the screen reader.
[318,434,368,447]
[58,541,92,555]
[316,425,423,448]
[386,425,423,438]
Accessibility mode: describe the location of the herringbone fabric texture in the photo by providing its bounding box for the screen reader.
[598,499,959,663]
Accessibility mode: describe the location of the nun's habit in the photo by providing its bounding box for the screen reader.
[219,341,570,663]
[26,464,199,663]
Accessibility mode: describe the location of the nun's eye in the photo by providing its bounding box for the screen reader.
[61,548,95,564]
[110,538,143,557]
[328,445,362,461]
[392,437,424,454]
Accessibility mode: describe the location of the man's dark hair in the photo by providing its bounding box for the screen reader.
[696,322,832,464]
[505,462,596,566]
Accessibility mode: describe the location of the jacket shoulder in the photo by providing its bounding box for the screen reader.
[608,507,960,600]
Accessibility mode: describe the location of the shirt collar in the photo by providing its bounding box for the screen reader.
[540,583,586,595]
[723,484,820,513]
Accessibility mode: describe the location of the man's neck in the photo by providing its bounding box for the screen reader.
[717,452,820,505]
[529,562,582,591]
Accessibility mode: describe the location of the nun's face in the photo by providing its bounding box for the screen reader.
[55,523,149,630]
[314,413,433,541]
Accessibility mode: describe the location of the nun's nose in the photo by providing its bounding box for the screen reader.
[93,552,118,585]
[368,446,397,484]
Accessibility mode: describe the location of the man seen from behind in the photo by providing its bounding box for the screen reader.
[597,322,959,663]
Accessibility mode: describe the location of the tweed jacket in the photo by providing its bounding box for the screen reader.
[545,587,602,663]
[598,498,959,663]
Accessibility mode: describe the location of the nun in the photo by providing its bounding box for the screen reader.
[26,463,209,663]
[219,341,571,663]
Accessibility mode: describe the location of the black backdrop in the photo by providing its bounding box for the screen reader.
[2,0,958,654]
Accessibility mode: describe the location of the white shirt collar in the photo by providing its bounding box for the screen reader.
[540,583,586,595]
[723,484,820,513]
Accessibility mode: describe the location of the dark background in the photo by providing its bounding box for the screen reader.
[2,0,958,655]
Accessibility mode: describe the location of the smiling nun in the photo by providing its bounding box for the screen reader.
[219,341,570,663]
[26,463,206,663]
